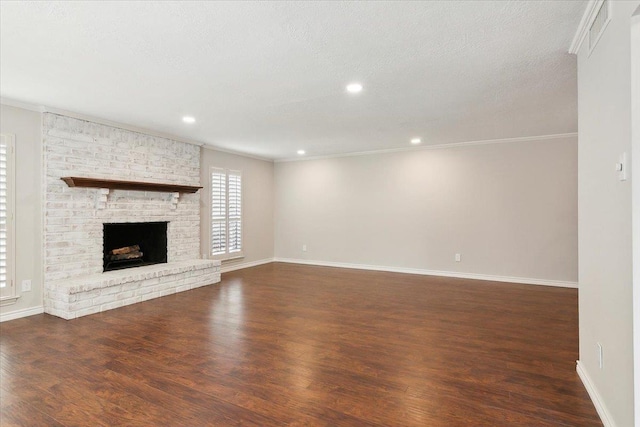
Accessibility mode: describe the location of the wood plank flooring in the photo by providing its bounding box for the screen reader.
[0,263,601,426]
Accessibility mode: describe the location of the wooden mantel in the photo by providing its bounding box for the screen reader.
[60,177,202,193]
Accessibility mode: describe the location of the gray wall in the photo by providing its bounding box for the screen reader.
[274,136,578,284]
[200,148,275,271]
[576,1,639,426]
[0,104,43,320]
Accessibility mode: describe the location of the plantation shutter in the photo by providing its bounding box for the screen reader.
[228,171,242,253]
[211,168,226,255]
[210,167,243,259]
[0,135,14,299]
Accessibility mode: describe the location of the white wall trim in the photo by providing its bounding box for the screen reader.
[0,305,45,323]
[0,97,47,113]
[273,258,578,288]
[631,9,640,427]
[576,360,616,427]
[275,133,578,163]
[569,0,604,54]
[201,144,273,163]
[221,258,275,273]
[3,98,574,164]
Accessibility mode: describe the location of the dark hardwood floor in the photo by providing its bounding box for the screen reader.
[1,263,600,426]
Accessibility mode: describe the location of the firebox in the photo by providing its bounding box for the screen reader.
[103,222,168,272]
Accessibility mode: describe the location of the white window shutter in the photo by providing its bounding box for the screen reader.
[211,168,227,255]
[228,171,242,253]
[0,141,6,290]
[210,167,242,259]
[0,135,15,299]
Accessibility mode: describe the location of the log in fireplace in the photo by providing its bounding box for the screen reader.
[103,222,168,272]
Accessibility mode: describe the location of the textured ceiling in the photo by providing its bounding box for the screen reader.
[0,1,585,160]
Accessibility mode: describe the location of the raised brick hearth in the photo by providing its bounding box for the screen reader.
[45,260,220,320]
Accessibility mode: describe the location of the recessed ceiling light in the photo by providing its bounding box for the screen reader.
[411,138,422,144]
[182,116,196,124]
[346,83,363,93]
[297,150,306,155]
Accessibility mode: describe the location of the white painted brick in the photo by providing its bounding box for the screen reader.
[43,114,214,320]
[140,291,161,302]
[136,286,155,296]
[160,288,176,297]
[75,289,101,300]
[100,301,124,312]
[115,291,135,301]
[92,294,117,306]
[44,307,61,317]
[74,306,101,318]
[47,299,70,311]
[45,307,75,320]
[175,284,191,293]
[100,285,123,296]
[120,296,142,306]
[68,299,96,311]
[151,282,173,293]
[46,290,73,303]
[122,282,141,292]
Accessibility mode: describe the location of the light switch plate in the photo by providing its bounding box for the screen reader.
[618,152,628,181]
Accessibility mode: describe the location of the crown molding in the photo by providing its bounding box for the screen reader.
[275,132,578,163]
[2,97,576,164]
[0,97,46,113]
[569,0,603,54]
[201,144,273,163]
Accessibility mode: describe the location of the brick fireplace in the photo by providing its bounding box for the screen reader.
[42,113,220,319]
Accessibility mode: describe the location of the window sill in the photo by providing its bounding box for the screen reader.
[0,295,20,307]
[211,253,245,262]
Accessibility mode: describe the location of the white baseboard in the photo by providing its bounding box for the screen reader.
[576,360,615,427]
[0,305,45,323]
[221,258,275,273]
[272,258,578,288]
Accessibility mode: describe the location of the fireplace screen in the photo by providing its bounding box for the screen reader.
[103,222,168,272]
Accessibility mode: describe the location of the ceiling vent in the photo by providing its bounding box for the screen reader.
[588,0,611,54]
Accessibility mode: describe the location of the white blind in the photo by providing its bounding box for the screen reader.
[228,171,242,253]
[210,168,242,258]
[211,168,226,255]
[0,135,14,298]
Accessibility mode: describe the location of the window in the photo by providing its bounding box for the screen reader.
[210,167,243,259]
[0,134,16,303]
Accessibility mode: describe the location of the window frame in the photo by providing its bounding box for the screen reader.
[0,134,17,305]
[209,167,244,261]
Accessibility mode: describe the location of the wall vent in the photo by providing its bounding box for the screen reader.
[589,0,611,54]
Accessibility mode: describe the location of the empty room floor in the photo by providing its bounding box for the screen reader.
[0,263,600,426]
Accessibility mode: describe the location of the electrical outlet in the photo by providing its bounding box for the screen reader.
[597,342,603,369]
[21,280,32,292]
[302,244,307,252]
[455,253,461,262]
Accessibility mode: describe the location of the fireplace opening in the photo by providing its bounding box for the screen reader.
[103,222,168,272]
